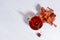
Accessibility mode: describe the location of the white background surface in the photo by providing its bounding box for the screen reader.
[0,0,60,40]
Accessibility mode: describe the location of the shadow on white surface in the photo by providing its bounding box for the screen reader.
[19,4,41,24]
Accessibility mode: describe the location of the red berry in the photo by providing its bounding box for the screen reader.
[36,32,41,37]
[29,16,43,30]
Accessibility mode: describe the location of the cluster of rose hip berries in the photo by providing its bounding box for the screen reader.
[29,7,57,30]
[24,6,57,37]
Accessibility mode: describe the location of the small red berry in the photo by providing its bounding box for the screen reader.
[36,32,41,37]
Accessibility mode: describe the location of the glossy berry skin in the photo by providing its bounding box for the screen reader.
[29,16,43,30]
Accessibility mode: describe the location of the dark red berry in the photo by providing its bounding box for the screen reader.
[29,16,43,30]
[36,32,41,37]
